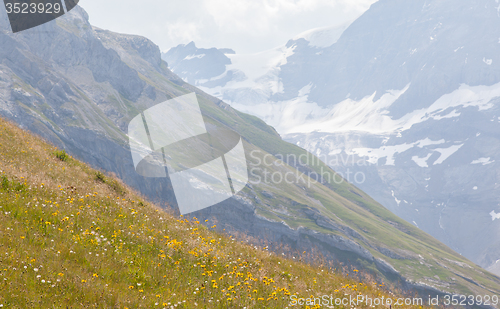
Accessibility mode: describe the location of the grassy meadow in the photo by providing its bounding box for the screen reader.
[0,117,425,308]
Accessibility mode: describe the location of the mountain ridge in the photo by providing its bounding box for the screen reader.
[163,0,500,277]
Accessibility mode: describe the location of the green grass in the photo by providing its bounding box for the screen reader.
[93,171,126,196]
[0,117,428,308]
[53,150,69,162]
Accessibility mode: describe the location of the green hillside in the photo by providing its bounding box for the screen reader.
[0,118,429,308]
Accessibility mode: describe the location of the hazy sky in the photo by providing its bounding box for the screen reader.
[80,0,376,54]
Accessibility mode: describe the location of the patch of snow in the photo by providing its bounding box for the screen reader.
[439,214,445,230]
[391,190,401,206]
[277,82,500,135]
[287,84,411,134]
[483,58,493,65]
[293,22,351,48]
[433,144,463,165]
[473,186,478,190]
[415,138,445,148]
[328,149,342,156]
[298,83,313,97]
[413,221,418,227]
[471,157,495,165]
[431,109,461,120]
[490,210,500,221]
[348,143,414,166]
[184,54,205,60]
[195,69,237,86]
[412,153,432,167]
[346,138,446,167]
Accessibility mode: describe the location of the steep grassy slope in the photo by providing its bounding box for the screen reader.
[106,32,500,297]
[0,118,428,308]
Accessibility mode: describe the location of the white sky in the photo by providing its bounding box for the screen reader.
[80,0,376,54]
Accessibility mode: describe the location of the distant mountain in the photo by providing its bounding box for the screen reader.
[163,0,500,276]
[1,4,500,298]
[163,42,234,86]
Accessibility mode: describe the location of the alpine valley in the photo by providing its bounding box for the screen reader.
[163,0,500,279]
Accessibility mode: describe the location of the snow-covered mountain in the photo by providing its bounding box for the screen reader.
[163,21,353,113]
[163,0,500,275]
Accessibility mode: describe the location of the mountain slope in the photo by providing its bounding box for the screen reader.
[163,0,500,276]
[0,116,417,308]
[0,5,499,298]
